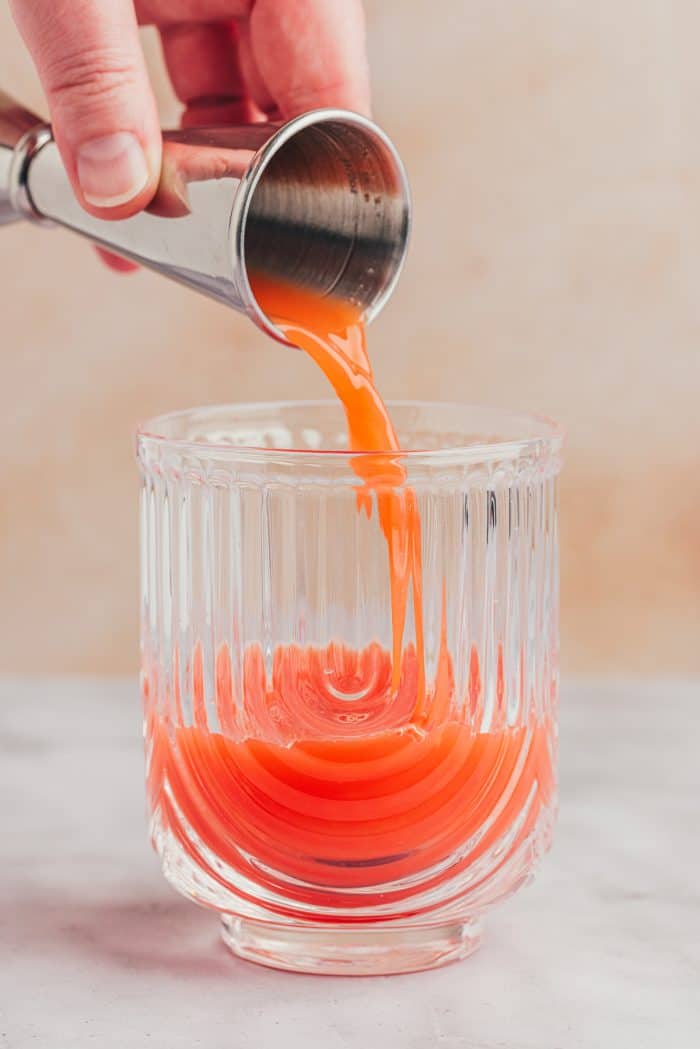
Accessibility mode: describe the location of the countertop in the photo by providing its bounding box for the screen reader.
[1,676,698,1049]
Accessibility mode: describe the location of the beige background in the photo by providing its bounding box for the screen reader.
[1,2,698,674]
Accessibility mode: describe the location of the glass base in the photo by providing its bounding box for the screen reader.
[220,914,483,975]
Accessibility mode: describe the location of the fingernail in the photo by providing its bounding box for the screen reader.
[77,132,149,208]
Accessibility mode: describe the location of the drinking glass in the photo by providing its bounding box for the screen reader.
[137,401,563,975]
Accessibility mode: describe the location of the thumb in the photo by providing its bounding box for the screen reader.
[10,0,161,218]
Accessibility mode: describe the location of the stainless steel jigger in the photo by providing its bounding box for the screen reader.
[0,91,410,344]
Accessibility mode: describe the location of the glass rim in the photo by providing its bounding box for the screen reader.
[136,399,564,467]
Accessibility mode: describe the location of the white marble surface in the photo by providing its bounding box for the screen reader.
[1,677,698,1048]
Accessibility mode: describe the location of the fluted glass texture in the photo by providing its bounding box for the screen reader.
[137,401,563,972]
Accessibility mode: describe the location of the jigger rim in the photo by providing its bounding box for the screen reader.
[231,107,412,344]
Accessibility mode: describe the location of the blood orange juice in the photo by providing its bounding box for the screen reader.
[137,295,562,973]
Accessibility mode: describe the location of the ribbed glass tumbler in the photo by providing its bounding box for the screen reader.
[137,401,563,975]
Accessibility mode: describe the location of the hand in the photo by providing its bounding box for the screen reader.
[9,0,370,225]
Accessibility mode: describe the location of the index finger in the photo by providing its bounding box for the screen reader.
[248,0,371,118]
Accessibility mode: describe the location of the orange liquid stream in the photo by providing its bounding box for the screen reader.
[252,275,425,697]
[147,280,553,905]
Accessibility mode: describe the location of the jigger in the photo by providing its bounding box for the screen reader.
[0,91,410,343]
